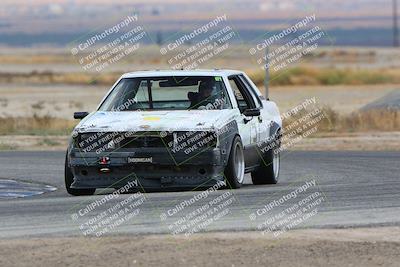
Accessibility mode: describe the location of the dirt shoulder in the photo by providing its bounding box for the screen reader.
[293,132,400,151]
[0,227,399,267]
[1,132,400,151]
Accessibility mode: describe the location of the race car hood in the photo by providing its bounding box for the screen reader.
[75,110,238,133]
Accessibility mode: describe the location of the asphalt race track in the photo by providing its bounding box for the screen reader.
[0,151,399,239]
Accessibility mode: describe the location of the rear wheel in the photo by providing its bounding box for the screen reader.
[251,135,280,185]
[65,153,95,196]
[224,136,245,189]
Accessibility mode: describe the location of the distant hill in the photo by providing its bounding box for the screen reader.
[0,28,394,47]
[0,0,398,47]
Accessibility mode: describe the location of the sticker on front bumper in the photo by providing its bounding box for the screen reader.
[127,157,153,163]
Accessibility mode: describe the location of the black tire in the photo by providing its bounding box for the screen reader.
[224,136,245,189]
[65,153,96,196]
[251,135,280,185]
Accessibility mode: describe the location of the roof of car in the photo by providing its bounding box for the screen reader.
[121,69,244,78]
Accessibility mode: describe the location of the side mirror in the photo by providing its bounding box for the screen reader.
[74,112,89,120]
[243,108,260,117]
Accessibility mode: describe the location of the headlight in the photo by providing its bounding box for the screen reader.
[171,131,217,152]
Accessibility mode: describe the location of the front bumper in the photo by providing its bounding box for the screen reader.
[68,147,226,190]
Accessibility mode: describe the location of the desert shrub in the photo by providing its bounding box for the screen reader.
[0,115,76,135]
[248,67,400,86]
[282,105,400,135]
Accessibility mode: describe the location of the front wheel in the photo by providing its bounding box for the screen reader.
[224,136,245,189]
[251,138,280,185]
[65,153,96,196]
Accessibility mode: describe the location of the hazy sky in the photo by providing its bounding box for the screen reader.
[0,0,396,34]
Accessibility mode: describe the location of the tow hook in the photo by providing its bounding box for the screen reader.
[99,167,111,173]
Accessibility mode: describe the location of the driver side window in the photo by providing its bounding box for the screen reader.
[228,76,255,113]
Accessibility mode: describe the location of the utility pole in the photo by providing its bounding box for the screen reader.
[393,0,399,47]
[264,46,269,100]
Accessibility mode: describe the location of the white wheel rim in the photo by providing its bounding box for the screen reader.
[273,148,280,179]
[234,143,245,184]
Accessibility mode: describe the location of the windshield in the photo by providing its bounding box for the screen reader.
[98,76,232,111]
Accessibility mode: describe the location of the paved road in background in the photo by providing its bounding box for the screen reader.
[0,151,399,238]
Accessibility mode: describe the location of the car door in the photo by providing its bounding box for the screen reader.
[238,74,269,143]
[228,75,259,169]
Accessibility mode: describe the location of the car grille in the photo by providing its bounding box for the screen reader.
[75,131,217,152]
[121,132,173,148]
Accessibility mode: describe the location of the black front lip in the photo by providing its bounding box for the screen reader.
[68,147,226,189]
[69,147,223,166]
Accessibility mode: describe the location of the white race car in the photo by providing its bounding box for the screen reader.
[65,70,282,195]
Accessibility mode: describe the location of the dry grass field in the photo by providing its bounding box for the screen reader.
[1,84,399,134]
[0,46,399,150]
